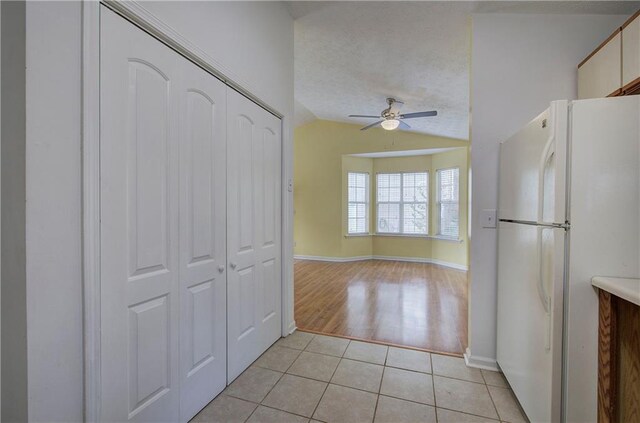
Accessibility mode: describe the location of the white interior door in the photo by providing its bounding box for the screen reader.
[100,8,181,422]
[101,8,228,421]
[227,88,282,382]
[178,56,227,421]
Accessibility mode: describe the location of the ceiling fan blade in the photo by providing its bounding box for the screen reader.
[399,111,438,119]
[349,114,381,118]
[398,120,411,130]
[360,120,383,131]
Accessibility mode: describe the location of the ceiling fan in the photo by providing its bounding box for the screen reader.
[348,98,437,131]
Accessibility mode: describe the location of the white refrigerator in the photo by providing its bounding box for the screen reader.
[497,96,639,423]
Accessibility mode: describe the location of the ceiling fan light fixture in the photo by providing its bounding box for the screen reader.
[381,119,400,130]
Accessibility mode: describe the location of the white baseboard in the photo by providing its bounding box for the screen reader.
[372,255,468,271]
[294,254,468,271]
[463,347,500,371]
[293,255,371,263]
[286,321,297,335]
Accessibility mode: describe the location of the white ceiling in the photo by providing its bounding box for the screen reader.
[291,1,640,140]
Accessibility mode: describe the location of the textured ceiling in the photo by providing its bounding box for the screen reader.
[291,1,640,140]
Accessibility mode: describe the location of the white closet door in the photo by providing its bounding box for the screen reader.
[227,89,282,382]
[100,8,180,422]
[178,57,227,421]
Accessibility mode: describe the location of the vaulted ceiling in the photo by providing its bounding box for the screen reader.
[290,1,640,140]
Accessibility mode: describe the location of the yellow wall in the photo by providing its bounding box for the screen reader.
[294,119,470,267]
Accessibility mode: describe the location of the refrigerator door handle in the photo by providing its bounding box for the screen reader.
[537,135,555,224]
[537,227,552,314]
[537,226,553,351]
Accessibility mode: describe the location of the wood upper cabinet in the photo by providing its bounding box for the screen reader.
[578,10,640,99]
[622,13,640,92]
[578,30,622,99]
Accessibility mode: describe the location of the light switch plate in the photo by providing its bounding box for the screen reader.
[481,209,497,228]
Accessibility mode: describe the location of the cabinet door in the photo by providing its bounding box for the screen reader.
[226,88,282,382]
[178,56,227,421]
[623,14,640,90]
[100,7,181,422]
[578,31,622,99]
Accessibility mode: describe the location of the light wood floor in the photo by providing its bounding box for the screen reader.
[294,259,468,356]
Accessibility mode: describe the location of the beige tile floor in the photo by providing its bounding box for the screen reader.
[190,331,527,423]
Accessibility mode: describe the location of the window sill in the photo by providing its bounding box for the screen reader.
[344,233,464,243]
[374,233,464,242]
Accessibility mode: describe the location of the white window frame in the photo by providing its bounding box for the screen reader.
[436,167,460,239]
[376,171,429,235]
[347,172,370,235]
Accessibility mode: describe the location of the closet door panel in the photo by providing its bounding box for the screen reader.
[100,8,180,422]
[227,92,261,381]
[257,115,282,351]
[178,57,227,422]
[227,89,282,382]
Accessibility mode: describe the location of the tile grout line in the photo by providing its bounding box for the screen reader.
[241,367,286,422]
[242,334,316,422]
[435,406,503,422]
[430,353,439,423]
[308,339,351,421]
[371,364,387,422]
[485,382,503,422]
[296,329,466,359]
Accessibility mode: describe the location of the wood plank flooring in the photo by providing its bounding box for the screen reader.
[294,259,468,356]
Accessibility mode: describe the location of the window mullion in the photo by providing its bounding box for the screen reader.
[400,173,404,234]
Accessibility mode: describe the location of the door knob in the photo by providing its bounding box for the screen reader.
[229,262,237,269]
[217,265,225,273]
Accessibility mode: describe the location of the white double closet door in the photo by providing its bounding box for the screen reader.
[99,8,281,423]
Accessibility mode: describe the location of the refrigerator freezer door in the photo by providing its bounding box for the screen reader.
[497,221,564,423]
[499,101,567,225]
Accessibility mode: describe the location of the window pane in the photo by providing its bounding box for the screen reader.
[402,172,428,202]
[437,168,459,238]
[438,168,459,201]
[348,172,369,234]
[440,203,459,237]
[403,203,428,234]
[415,173,428,202]
[348,218,357,233]
[377,203,400,233]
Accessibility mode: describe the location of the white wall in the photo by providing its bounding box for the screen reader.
[24,2,83,421]
[468,13,628,367]
[1,2,293,421]
[144,1,293,115]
